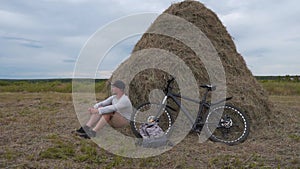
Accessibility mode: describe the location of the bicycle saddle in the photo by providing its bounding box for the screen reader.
[200,84,216,91]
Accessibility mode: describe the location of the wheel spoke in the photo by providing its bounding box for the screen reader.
[131,103,173,138]
[205,104,250,145]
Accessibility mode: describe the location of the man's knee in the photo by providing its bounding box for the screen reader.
[101,113,114,121]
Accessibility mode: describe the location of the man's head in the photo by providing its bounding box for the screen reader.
[111,80,125,94]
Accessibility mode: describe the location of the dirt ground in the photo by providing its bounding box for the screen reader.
[0,92,299,168]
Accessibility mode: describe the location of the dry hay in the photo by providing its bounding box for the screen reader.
[111,0,274,130]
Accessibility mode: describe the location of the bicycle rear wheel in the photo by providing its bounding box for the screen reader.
[130,102,173,138]
[204,104,250,145]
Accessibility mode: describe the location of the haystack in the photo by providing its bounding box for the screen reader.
[111,0,273,129]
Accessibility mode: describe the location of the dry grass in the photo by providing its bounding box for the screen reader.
[0,91,299,168]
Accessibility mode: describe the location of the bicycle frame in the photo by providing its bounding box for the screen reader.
[154,80,230,129]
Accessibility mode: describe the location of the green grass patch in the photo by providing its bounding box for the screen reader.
[39,141,75,160]
[288,134,300,142]
[259,80,300,95]
[1,148,20,160]
[40,135,106,164]
[1,77,300,96]
[0,79,106,93]
[74,142,102,164]
[40,134,77,160]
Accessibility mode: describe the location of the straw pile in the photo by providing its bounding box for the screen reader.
[111,0,273,128]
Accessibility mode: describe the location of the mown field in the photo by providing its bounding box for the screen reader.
[0,79,299,168]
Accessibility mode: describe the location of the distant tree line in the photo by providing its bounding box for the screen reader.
[255,75,300,82]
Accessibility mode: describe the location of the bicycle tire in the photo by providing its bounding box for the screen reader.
[204,104,250,145]
[130,102,173,138]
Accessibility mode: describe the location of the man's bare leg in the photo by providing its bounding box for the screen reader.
[92,112,129,132]
[86,113,101,128]
[109,112,129,128]
[92,113,112,131]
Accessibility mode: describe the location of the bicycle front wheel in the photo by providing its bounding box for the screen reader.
[204,104,250,145]
[130,102,173,138]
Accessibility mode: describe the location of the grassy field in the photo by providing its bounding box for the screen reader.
[0,79,107,93]
[260,81,300,96]
[0,79,299,168]
[1,78,300,95]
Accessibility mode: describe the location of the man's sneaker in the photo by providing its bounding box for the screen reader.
[79,127,96,139]
[76,126,86,134]
[76,125,92,134]
[79,133,91,139]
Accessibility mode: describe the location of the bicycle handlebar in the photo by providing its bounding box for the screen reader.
[165,77,217,93]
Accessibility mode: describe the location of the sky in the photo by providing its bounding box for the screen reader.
[0,0,299,79]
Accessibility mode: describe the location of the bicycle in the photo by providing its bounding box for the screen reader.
[130,77,250,145]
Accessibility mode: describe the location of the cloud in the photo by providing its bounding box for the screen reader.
[63,59,76,63]
[0,0,179,79]
[0,0,299,78]
[97,35,141,71]
[201,0,300,75]
[2,36,43,48]
[0,10,38,30]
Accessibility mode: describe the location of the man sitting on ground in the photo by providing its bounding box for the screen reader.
[76,80,132,139]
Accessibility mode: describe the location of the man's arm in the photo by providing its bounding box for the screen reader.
[93,96,114,108]
[98,96,131,114]
[98,104,118,114]
[90,96,131,115]
[89,104,117,114]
